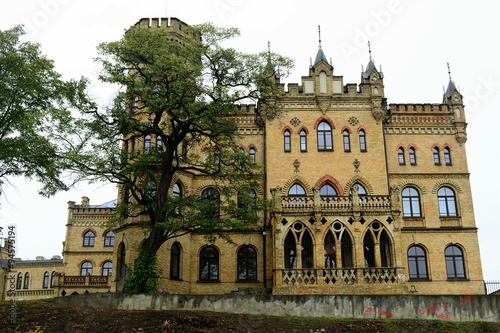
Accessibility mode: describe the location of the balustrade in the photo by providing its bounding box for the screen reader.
[280,195,392,213]
[279,267,402,286]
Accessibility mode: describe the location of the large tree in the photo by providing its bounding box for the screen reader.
[0,26,90,198]
[65,22,292,292]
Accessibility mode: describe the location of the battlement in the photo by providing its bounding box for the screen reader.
[236,104,257,114]
[135,17,190,30]
[389,103,452,113]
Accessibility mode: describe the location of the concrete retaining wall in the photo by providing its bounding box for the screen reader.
[54,293,500,322]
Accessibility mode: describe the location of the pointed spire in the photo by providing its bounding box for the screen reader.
[313,24,329,66]
[362,41,383,79]
[444,62,458,98]
[368,41,372,62]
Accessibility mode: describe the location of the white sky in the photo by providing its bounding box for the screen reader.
[1,1,499,280]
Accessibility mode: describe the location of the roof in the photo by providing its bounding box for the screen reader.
[89,199,117,208]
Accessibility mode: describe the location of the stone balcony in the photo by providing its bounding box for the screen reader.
[273,267,408,295]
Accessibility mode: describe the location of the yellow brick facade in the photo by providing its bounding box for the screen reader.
[107,18,484,296]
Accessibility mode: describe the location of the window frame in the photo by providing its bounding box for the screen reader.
[343,130,351,152]
[144,134,151,153]
[433,147,441,165]
[23,272,30,289]
[299,130,307,152]
[83,230,96,247]
[170,242,181,280]
[80,261,93,276]
[438,186,458,217]
[359,129,367,152]
[237,246,258,281]
[445,245,466,279]
[407,245,429,280]
[317,121,333,151]
[199,246,219,282]
[201,187,220,218]
[43,271,49,289]
[402,187,422,218]
[409,147,417,165]
[249,147,256,163]
[102,261,113,276]
[398,147,405,165]
[444,147,452,166]
[104,231,115,247]
[284,130,291,152]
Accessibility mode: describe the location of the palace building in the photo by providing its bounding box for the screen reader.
[106,17,483,296]
[1,17,484,299]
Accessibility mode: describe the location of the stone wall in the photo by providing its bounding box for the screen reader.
[55,293,500,322]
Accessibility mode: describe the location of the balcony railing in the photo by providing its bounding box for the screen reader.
[279,195,392,214]
[279,267,403,286]
[62,275,109,287]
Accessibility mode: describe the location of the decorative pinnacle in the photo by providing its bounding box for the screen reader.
[318,25,322,49]
[268,41,271,55]
[447,62,452,81]
[368,41,372,61]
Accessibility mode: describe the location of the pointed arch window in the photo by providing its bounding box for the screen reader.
[445,245,466,279]
[50,271,56,288]
[102,261,113,276]
[288,183,306,196]
[201,187,220,218]
[359,129,367,152]
[320,184,337,197]
[409,147,417,165]
[16,272,22,289]
[444,147,452,165]
[170,242,181,280]
[408,245,428,280]
[300,130,307,152]
[301,230,314,268]
[438,186,457,217]
[249,147,256,163]
[352,182,367,195]
[402,187,421,217]
[104,231,115,247]
[144,134,151,153]
[284,231,297,269]
[398,147,405,165]
[43,271,49,289]
[199,246,219,281]
[117,242,127,279]
[156,135,163,152]
[343,130,351,152]
[364,222,393,268]
[363,233,375,267]
[324,231,336,268]
[237,246,257,281]
[284,130,291,152]
[173,182,182,215]
[380,230,393,267]
[23,272,30,289]
[83,230,95,247]
[317,121,333,151]
[80,261,93,276]
[341,231,354,267]
[433,147,441,165]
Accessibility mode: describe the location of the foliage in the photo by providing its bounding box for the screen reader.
[0,26,91,198]
[123,249,161,294]
[63,21,293,291]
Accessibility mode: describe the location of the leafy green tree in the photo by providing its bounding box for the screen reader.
[0,26,90,198]
[66,22,293,293]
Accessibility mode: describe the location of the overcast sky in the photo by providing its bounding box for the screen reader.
[1,1,499,280]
